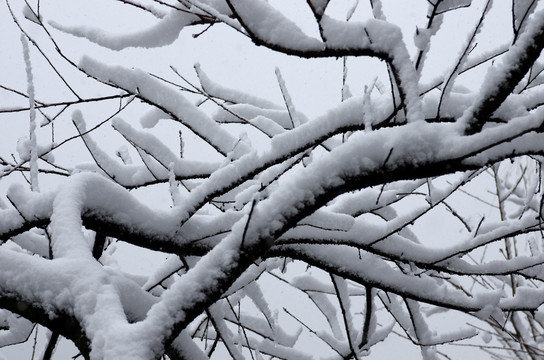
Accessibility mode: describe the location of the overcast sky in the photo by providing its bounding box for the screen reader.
[0,1,523,358]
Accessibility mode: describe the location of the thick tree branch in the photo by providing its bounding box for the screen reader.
[464,9,544,134]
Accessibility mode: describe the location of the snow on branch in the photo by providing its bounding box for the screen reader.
[225,0,325,53]
[79,57,250,158]
[112,118,219,179]
[50,9,202,50]
[5,1,544,359]
[463,8,544,134]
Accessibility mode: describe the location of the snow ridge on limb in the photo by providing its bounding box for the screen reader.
[21,35,39,192]
[49,172,209,257]
[463,8,544,134]
[134,117,544,356]
[306,0,330,21]
[50,11,197,50]
[227,0,423,123]
[8,1,544,359]
[225,0,325,53]
[271,243,523,312]
[79,57,250,158]
[49,0,232,50]
[434,0,472,14]
[103,98,544,355]
[0,250,91,355]
[50,172,179,259]
[195,64,281,110]
[72,111,156,186]
[73,112,216,189]
[413,1,444,73]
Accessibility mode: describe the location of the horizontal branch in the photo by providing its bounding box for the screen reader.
[0,94,132,114]
[268,245,544,313]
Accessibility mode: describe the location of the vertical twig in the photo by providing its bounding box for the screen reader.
[21,34,39,192]
[360,286,373,348]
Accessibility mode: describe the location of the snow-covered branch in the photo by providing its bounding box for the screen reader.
[3,1,544,359]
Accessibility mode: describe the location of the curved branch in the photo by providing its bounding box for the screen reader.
[225,0,423,122]
[268,244,543,312]
[464,9,544,134]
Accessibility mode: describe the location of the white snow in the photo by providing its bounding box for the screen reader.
[21,35,39,192]
[80,57,250,158]
[50,10,199,50]
[228,0,325,52]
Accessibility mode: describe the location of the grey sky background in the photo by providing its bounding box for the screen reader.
[0,0,525,358]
